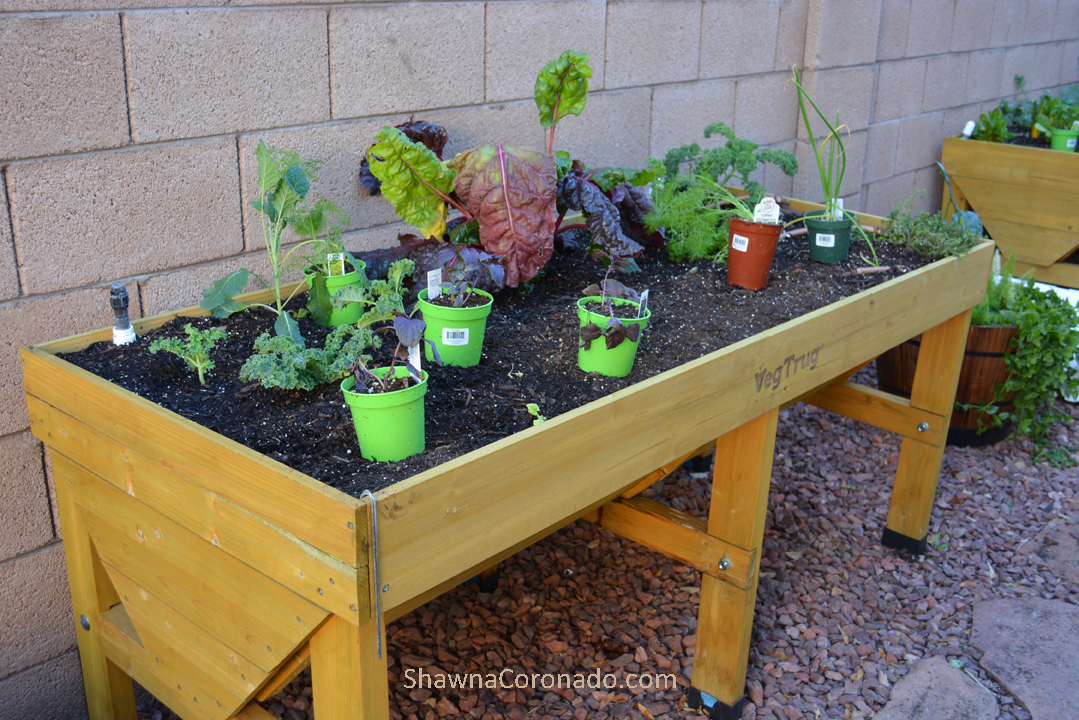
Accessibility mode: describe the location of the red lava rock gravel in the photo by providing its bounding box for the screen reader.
[136,368,1079,720]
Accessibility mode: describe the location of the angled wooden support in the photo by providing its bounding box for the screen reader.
[688,408,779,720]
[803,380,946,444]
[53,462,138,720]
[309,615,388,720]
[883,310,972,554]
[255,645,312,703]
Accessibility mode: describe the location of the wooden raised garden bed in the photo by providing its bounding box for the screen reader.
[23,222,993,720]
[940,136,1079,287]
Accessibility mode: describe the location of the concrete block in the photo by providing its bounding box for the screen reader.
[700,1,780,78]
[864,170,917,216]
[1031,42,1064,90]
[486,1,606,102]
[0,281,140,436]
[41,451,60,540]
[1,0,215,8]
[331,4,484,118]
[124,9,329,143]
[991,0,1028,47]
[0,650,87,720]
[923,53,970,112]
[0,432,51,561]
[1055,0,1079,40]
[774,0,809,71]
[792,130,866,202]
[945,102,988,136]
[966,49,1008,103]
[878,0,912,61]
[649,80,737,159]
[605,1,702,88]
[895,111,944,174]
[1062,40,1079,83]
[913,165,944,214]
[951,0,996,52]
[804,0,882,69]
[239,119,409,250]
[734,72,799,146]
[905,0,956,57]
[0,186,16,302]
[1024,0,1059,42]
[549,89,654,169]
[795,67,876,137]
[0,543,76,677]
[340,222,414,254]
[426,101,545,158]
[864,120,900,183]
[7,139,242,295]
[873,58,927,122]
[0,14,127,162]
[1002,45,1038,97]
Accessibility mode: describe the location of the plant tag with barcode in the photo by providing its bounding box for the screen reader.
[638,289,649,318]
[442,328,469,346]
[753,197,780,224]
[327,253,345,276]
[1072,120,1079,130]
[408,345,422,382]
[731,234,750,252]
[816,233,836,248]
[427,269,442,300]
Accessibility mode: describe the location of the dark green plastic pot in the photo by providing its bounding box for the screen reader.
[304,259,367,327]
[804,211,853,264]
[341,367,427,462]
[577,297,651,378]
[1050,129,1079,152]
[416,288,494,367]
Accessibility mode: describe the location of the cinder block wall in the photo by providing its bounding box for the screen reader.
[1,0,1076,715]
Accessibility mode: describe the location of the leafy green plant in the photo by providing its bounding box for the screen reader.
[148,324,226,385]
[965,253,1079,466]
[239,324,373,391]
[658,121,797,204]
[879,195,981,259]
[526,403,547,426]
[791,66,848,219]
[644,175,764,263]
[1033,95,1079,137]
[972,108,1016,143]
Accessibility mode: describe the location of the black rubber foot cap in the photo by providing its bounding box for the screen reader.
[477,570,500,593]
[685,688,745,720]
[881,528,927,555]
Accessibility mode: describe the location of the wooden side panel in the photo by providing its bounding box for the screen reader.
[22,348,365,566]
[987,219,1078,267]
[52,452,330,673]
[374,242,993,609]
[942,137,1079,194]
[28,396,367,623]
[1016,259,1079,289]
[803,381,944,443]
[310,615,389,720]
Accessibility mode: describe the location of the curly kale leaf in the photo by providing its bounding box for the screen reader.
[360,121,449,196]
[239,325,373,391]
[332,258,414,328]
[557,168,643,258]
[366,127,456,239]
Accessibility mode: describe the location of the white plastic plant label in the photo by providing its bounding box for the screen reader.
[831,197,844,221]
[442,328,469,346]
[427,269,442,300]
[731,234,750,252]
[408,345,422,382]
[1069,138,1078,149]
[637,289,649,318]
[1072,120,1079,131]
[816,233,836,248]
[753,197,780,224]
[326,253,345,276]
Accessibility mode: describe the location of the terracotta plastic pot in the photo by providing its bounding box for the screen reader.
[803,211,853,264]
[726,219,782,290]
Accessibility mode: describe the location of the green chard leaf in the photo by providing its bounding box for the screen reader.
[366,127,455,239]
[200,270,250,318]
[535,50,592,128]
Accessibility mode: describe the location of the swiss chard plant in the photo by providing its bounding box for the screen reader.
[972,108,1015,143]
[580,251,643,351]
[148,324,226,386]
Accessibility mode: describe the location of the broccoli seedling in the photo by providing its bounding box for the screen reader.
[149,324,226,385]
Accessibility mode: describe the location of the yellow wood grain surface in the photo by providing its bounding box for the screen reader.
[28,395,367,623]
[804,380,944,443]
[374,242,993,608]
[1016,259,1079,288]
[53,452,331,674]
[310,615,389,720]
[22,347,366,566]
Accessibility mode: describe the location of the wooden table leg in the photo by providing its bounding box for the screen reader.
[310,614,388,720]
[688,408,779,720]
[882,310,972,554]
[54,465,137,720]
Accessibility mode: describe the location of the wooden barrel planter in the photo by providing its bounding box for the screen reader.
[876,325,1018,447]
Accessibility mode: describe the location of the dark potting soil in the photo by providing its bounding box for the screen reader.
[61,233,934,497]
[425,291,490,309]
[1004,130,1051,149]
[582,298,644,320]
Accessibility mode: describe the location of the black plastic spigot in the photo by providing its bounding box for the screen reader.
[110,283,131,330]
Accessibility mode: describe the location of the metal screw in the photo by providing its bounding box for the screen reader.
[562,568,574,578]
[718,557,732,571]
[317,588,323,595]
[382,584,389,593]
[348,522,354,529]
[918,422,929,432]
[79,615,90,631]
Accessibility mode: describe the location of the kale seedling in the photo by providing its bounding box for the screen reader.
[580,251,643,351]
[148,324,226,385]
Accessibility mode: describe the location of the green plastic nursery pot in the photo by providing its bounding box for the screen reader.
[803,211,854,264]
[1049,129,1079,152]
[577,297,651,378]
[341,367,427,462]
[304,260,367,327]
[417,288,494,367]
[726,219,782,290]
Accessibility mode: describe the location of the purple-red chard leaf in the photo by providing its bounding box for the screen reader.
[609,182,667,248]
[394,315,426,348]
[580,322,603,349]
[360,121,449,196]
[366,127,455,238]
[557,171,643,258]
[535,50,592,132]
[449,146,557,287]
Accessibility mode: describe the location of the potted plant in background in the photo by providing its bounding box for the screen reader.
[1032,94,1079,152]
[293,198,367,327]
[577,251,651,377]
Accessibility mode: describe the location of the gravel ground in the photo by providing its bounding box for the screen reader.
[137,369,1079,720]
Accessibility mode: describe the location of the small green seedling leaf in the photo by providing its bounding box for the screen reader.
[526,403,547,426]
[256,141,280,194]
[148,324,226,385]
